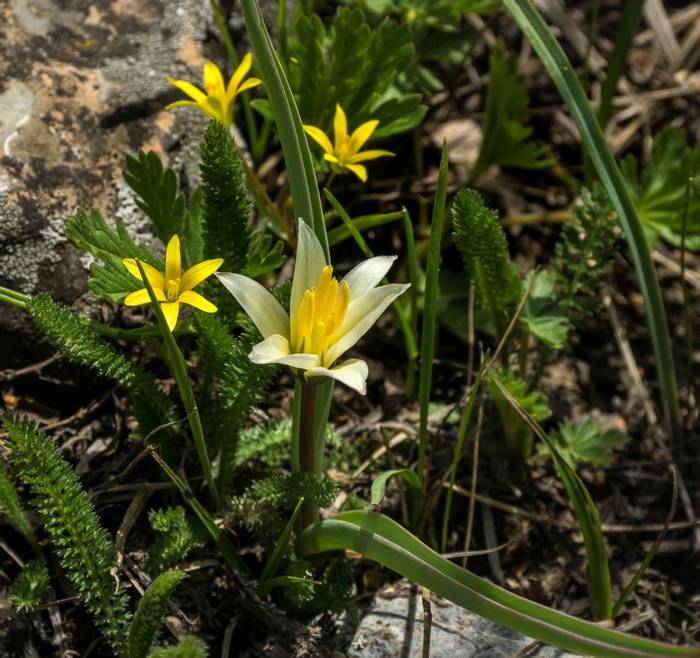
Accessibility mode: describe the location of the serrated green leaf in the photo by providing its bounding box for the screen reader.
[10,559,49,612]
[244,231,286,278]
[124,151,185,243]
[540,419,629,469]
[521,270,570,349]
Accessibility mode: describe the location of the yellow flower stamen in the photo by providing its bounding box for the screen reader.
[303,104,394,182]
[166,54,261,128]
[122,234,223,331]
[291,265,350,364]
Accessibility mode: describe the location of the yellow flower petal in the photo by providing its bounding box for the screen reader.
[167,78,207,104]
[233,77,261,95]
[227,52,254,97]
[161,302,180,332]
[323,153,340,164]
[124,287,166,306]
[165,100,201,111]
[333,104,348,149]
[345,163,368,182]
[178,290,217,313]
[181,258,224,292]
[123,259,165,290]
[349,149,395,163]
[304,125,334,155]
[165,235,181,283]
[203,61,225,95]
[349,120,379,151]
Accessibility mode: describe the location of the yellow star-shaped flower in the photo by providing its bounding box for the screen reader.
[166,54,261,128]
[303,104,394,182]
[123,235,223,331]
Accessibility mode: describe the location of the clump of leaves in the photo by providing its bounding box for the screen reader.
[283,557,355,617]
[286,7,426,137]
[539,419,628,469]
[147,636,208,658]
[10,559,50,612]
[521,271,569,350]
[471,40,552,183]
[621,125,700,248]
[146,507,206,574]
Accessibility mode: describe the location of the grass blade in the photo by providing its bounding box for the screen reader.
[502,0,681,447]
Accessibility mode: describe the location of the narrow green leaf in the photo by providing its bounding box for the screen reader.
[258,497,305,590]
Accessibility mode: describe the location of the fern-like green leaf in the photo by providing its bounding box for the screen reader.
[200,120,250,274]
[0,461,36,546]
[128,570,185,658]
[147,637,208,658]
[10,559,50,612]
[451,188,521,337]
[27,293,175,443]
[539,419,629,469]
[3,417,130,655]
[124,151,186,243]
[472,40,552,182]
[65,209,161,303]
[146,507,205,573]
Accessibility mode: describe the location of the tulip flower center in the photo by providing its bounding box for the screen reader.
[291,265,350,364]
[165,277,181,302]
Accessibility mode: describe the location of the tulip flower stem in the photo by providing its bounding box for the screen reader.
[299,379,319,529]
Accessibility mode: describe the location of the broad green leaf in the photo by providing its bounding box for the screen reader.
[521,270,570,349]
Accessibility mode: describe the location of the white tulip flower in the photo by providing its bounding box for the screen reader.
[216,221,409,394]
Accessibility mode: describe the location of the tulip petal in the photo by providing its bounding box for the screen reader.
[216,272,289,339]
[249,334,320,369]
[342,255,397,300]
[290,220,327,320]
[124,288,166,306]
[305,359,369,395]
[181,258,224,291]
[333,104,348,147]
[165,234,181,282]
[167,78,207,104]
[161,302,180,332]
[349,120,379,151]
[349,149,395,163]
[178,290,217,313]
[304,125,334,155]
[345,163,367,182]
[228,52,253,97]
[123,259,165,290]
[325,283,410,364]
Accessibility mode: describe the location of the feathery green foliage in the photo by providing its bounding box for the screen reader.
[128,570,185,658]
[147,637,208,658]
[146,508,205,573]
[10,559,50,612]
[451,188,521,337]
[65,209,160,303]
[124,150,186,244]
[27,293,174,443]
[282,556,355,615]
[553,185,620,327]
[0,461,35,545]
[4,417,130,655]
[200,120,250,273]
[472,40,552,183]
[289,7,425,137]
[234,418,293,469]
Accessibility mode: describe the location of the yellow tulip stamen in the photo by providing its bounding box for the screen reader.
[291,265,350,364]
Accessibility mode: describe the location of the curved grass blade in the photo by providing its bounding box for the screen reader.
[502,0,681,447]
[299,511,699,658]
[258,497,304,592]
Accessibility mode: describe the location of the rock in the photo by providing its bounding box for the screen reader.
[347,583,581,658]
[0,0,248,364]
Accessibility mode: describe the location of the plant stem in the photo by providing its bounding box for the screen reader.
[299,379,318,529]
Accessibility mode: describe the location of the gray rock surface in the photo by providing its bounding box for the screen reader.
[348,584,582,658]
[0,0,228,362]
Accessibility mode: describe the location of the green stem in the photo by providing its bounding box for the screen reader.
[299,379,318,529]
[403,207,419,398]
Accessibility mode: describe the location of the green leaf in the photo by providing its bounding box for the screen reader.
[124,150,185,243]
[472,40,552,182]
[258,497,304,591]
[521,270,570,349]
[300,511,696,657]
[244,230,286,278]
[147,637,208,658]
[621,125,700,246]
[451,188,522,338]
[10,559,50,612]
[129,571,186,658]
[540,419,629,469]
[183,187,204,267]
[371,469,421,506]
[65,208,160,303]
[146,507,205,573]
[0,461,36,547]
